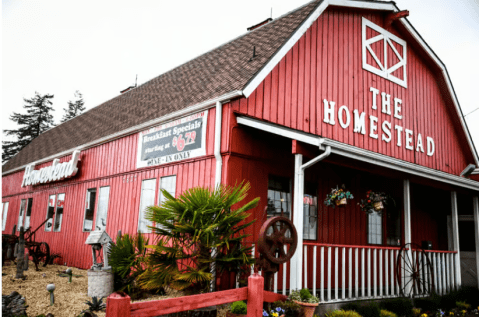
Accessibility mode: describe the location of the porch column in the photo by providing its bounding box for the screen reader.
[291,154,304,291]
[451,191,462,288]
[473,196,479,288]
[403,179,412,296]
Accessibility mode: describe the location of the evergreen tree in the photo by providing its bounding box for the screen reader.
[61,90,85,123]
[2,92,55,163]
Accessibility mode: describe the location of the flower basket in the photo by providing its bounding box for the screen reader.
[324,185,353,209]
[358,190,394,214]
[293,300,318,317]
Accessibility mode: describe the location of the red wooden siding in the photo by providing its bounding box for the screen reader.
[2,108,218,269]
[229,8,474,176]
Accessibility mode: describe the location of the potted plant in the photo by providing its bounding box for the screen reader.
[324,185,353,208]
[288,289,319,317]
[227,301,247,317]
[358,190,393,213]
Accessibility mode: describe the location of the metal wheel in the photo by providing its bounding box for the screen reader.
[32,242,50,267]
[257,216,297,264]
[396,243,434,297]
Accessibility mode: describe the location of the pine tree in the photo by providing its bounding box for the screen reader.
[61,91,85,123]
[2,92,55,163]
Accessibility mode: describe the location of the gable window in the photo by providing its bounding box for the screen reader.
[2,202,9,231]
[17,199,27,231]
[266,175,291,219]
[24,198,33,230]
[45,195,56,231]
[83,188,97,232]
[53,194,65,232]
[95,186,111,231]
[138,179,156,233]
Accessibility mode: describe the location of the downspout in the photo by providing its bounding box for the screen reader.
[291,140,331,291]
[214,100,222,187]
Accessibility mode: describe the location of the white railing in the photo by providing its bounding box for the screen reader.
[244,243,459,301]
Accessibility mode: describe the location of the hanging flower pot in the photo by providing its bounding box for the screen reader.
[324,185,353,209]
[358,190,394,213]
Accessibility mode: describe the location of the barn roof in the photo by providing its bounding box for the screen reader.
[3,0,478,175]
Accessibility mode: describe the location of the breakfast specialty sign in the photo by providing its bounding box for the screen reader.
[136,110,208,168]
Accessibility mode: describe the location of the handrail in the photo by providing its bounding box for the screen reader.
[302,242,457,253]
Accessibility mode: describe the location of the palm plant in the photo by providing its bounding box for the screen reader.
[138,182,259,293]
[108,233,149,297]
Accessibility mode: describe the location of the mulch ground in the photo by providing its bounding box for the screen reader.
[2,262,231,317]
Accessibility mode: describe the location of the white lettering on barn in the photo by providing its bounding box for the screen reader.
[21,150,81,187]
[322,86,436,157]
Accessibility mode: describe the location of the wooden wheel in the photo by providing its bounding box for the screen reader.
[258,216,297,264]
[396,243,434,297]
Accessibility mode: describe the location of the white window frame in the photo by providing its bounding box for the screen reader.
[95,186,111,231]
[53,193,65,232]
[368,211,383,245]
[45,195,56,232]
[159,175,177,205]
[138,178,157,233]
[2,202,9,231]
[83,188,97,232]
[17,199,27,231]
[24,198,33,230]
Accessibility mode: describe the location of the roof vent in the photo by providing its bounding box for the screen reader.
[120,75,138,94]
[247,18,272,31]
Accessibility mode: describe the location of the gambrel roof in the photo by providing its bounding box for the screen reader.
[3,0,478,175]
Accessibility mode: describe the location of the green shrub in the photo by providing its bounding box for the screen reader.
[381,297,413,317]
[272,300,304,317]
[456,301,470,310]
[341,301,380,317]
[326,310,362,317]
[380,309,398,317]
[230,301,247,314]
[300,288,313,301]
[342,302,362,312]
[414,295,440,312]
[289,289,319,303]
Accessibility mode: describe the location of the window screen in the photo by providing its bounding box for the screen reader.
[24,198,33,230]
[2,202,9,231]
[53,193,65,232]
[138,179,156,233]
[83,188,97,232]
[45,195,56,232]
[17,199,26,231]
[266,176,291,219]
[368,211,383,244]
[95,186,110,231]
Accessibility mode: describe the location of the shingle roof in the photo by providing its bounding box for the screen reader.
[3,0,321,173]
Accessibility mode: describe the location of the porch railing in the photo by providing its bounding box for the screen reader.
[254,243,459,302]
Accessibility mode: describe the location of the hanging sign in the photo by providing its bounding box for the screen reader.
[136,110,208,168]
[21,150,81,187]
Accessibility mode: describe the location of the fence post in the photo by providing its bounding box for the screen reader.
[106,292,131,317]
[247,273,264,317]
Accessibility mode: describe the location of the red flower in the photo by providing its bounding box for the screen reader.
[368,200,371,203]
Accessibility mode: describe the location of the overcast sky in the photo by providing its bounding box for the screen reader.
[2,0,479,158]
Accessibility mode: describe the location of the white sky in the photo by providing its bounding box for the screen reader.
[2,0,479,159]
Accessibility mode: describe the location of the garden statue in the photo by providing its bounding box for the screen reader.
[85,230,113,271]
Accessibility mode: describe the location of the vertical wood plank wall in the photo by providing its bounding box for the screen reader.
[229,8,473,176]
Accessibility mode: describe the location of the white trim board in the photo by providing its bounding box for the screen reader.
[236,115,479,191]
[241,0,479,166]
[2,90,243,177]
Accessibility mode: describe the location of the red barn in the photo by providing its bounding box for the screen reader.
[3,0,479,302]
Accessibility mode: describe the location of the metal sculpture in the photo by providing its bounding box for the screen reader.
[395,243,434,298]
[2,217,52,271]
[256,216,298,291]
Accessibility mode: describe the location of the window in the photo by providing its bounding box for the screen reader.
[53,194,65,232]
[159,176,176,205]
[303,189,318,241]
[24,198,33,230]
[2,202,9,231]
[17,199,27,231]
[95,186,110,231]
[45,195,56,231]
[266,176,291,219]
[386,208,401,246]
[83,188,97,232]
[138,179,156,233]
[368,211,382,244]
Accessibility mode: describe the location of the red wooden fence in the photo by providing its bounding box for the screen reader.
[106,273,287,317]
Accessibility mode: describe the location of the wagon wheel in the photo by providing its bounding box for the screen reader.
[396,243,434,298]
[258,216,297,264]
[31,242,50,268]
